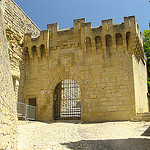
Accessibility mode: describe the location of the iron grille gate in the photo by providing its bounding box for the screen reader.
[54,79,81,120]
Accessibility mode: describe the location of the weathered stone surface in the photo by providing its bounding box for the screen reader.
[0,1,17,149]
[0,0,40,149]
[4,0,40,102]
[23,16,148,122]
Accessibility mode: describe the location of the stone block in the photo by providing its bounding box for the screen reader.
[107,106,118,112]
[118,105,133,111]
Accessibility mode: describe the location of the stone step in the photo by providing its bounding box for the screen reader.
[136,112,150,116]
[135,115,150,118]
[131,117,150,122]
[131,112,150,122]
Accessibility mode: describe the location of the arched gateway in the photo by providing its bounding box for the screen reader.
[23,17,149,122]
[53,79,81,120]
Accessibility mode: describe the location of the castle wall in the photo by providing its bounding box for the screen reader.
[0,1,17,149]
[23,16,146,122]
[55,52,135,122]
[132,54,149,113]
[24,48,136,122]
[4,0,40,102]
[0,0,41,148]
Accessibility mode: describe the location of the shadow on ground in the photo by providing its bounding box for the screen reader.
[61,138,150,150]
[48,120,125,124]
[141,126,150,136]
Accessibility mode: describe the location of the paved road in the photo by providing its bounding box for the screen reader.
[17,121,150,150]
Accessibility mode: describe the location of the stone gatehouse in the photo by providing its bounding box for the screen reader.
[0,0,149,149]
[1,0,149,125]
[23,16,149,122]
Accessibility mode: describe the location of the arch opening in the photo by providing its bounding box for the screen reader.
[53,79,81,120]
[31,46,37,60]
[116,33,123,47]
[40,44,45,60]
[95,36,102,54]
[85,37,92,54]
[24,47,29,61]
[126,32,131,50]
[105,34,112,53]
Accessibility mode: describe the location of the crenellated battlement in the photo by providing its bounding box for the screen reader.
[23,16,144,62]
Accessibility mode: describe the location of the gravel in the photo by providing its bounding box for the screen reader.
[17,121,150,150]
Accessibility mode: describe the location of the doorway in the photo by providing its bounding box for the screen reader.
[53,79,81,120]
[28,98,36,120]
[29,98,36,106]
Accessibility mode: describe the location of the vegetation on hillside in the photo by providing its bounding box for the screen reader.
[143,30,150,92]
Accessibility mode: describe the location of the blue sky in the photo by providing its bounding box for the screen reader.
[14,0,149,32]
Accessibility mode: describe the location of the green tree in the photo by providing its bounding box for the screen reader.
[143,30,150,93]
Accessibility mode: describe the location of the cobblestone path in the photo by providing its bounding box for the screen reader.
[17,121,150,150]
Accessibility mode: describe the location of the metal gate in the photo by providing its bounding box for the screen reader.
[17,102,36,121]
[53,79,81,120]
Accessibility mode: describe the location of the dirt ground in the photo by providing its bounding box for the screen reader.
[17,120,150,150]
